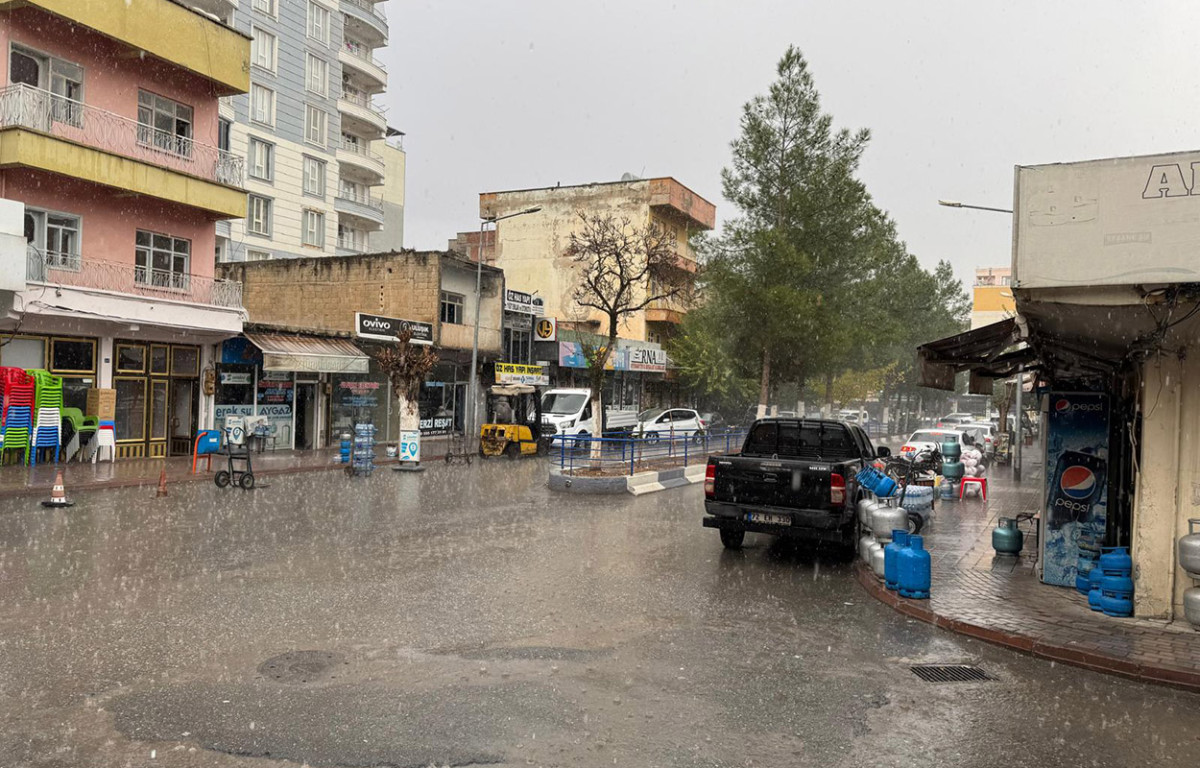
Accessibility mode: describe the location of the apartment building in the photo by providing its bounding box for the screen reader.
[214,0,393,262]
[970,265,1015,329]
[0,0,251,458]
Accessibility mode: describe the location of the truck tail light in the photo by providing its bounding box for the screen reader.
[704,462,716,498]
[830,472,846,508]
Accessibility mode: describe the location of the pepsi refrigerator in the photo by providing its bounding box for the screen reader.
[1041,392,1110,587]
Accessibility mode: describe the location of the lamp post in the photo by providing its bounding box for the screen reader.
[938,197,1023,480]
[467,206,541,446]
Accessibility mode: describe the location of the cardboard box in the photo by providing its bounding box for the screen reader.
[86,388,116,420]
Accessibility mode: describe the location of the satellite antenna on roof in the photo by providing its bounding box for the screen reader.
[620,172,640,181]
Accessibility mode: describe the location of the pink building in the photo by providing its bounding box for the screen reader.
[0,0,251,459]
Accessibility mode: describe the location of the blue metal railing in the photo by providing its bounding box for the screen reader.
[552,428,750,476]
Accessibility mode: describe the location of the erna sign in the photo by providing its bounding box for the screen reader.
[355,312,434,345]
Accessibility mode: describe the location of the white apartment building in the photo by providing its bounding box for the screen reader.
[203,0,396,262]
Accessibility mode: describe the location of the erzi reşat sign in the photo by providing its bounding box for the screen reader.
[503,289,545,316]
[495,362,549,386]
[354,312,433,345]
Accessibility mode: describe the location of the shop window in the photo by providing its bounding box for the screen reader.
[116,343,145,373]
[114,378,146,442]
[0,336,45,369]
[150,345,169,375]
[440,292,464,325]
[171,346,199,377]
[49,337,95,374]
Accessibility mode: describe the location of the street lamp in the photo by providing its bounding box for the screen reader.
[467,206,542,445]
[937,199,1013,214]
[938,197,1025,480]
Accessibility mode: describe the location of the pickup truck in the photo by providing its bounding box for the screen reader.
[702,418,890,553]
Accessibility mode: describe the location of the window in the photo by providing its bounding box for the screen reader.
[135,230,191,290]
[246,249,272,262]
[440,292,464,325]
[248,138,274,181]
[23,208,81,270]
[137,90,193,157]
[252,28,277,72]
[218,118,231,152]
[251,84,275,126]
[304,105,327,146]
[9,46,83,126]
[50,338,95,374]
[337,224,366,252]
[302,156,326,197]
[305,54,328,96]
[252,0,276,15]
[302,210,325,247]
[247,195,272,236]
[307,1,330,44]
[340,178,366,202]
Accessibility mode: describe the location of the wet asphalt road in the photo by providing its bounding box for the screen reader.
[1,459,1199,768]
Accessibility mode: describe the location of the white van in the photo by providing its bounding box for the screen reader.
[540,388,639,438]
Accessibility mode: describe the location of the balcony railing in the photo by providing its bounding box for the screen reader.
[337,139,384,164]
[343,40,388,72]
[343,0,387,22]
[337,189,385,211]
[336,236,367,252]
[26,250,243,309]
[0,84,244,188]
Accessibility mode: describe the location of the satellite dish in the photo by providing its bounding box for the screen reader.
[620,172,639,181]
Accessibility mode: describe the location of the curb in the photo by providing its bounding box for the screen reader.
[854,562,1200,693]
[0,450,451,502]
[547,464,707,495]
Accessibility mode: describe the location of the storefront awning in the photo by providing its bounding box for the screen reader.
[245,332,369,374]
[917,319,1036,391]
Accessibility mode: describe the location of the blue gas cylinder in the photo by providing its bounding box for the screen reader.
[1099,547,1133,577]
[1087,567,1105,611]
[898,534,931,599]
[884,529,910,591]
[339,432,351,464]
[1100,589,1134,617]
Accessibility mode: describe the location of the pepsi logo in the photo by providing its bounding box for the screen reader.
[1055,399,1071,413]
[1060,466,1097,500]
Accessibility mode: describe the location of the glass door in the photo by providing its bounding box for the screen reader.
[149,379,169,457]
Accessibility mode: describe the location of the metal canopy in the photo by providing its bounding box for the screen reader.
[917,319,1034,391]
[245,332,370,374]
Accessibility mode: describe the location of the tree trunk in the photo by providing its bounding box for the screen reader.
[824,373,834,410]
[756,348,771,420]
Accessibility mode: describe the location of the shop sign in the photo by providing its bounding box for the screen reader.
[215,404,253,421]
[338,379,382,407]
[257,371,294,405]
[626,346,667,373]
[535,317,557,341]
[355,312,434,345]
[419,415,454,435]
[504,289,545,315]
[219,371,251,385]
[495,362,549,386]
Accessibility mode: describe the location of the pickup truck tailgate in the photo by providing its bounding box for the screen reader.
[711,457,832,510]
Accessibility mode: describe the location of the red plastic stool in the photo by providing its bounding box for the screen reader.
[960,477,987,501]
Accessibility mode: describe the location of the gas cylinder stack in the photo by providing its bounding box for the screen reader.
[1086,546,1133,618]
[1180,519,1200,629]
[855,492,931,599]
[940,440,964,500]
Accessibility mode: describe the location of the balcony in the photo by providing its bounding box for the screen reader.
[336,236,367,253]
[341,0,388,44]
[339,42,387,91]
[0,84,246,218]
[648,177,717,230]
[336,141,386,184]
[17,0,249,95]
[335,190,385,227]
[337,91,387,138]
[26,250,243,309]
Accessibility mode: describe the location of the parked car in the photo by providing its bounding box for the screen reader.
[935,412,975,428]
[635,407,704,441]
[900,428,978,459]
[703,418,889,554]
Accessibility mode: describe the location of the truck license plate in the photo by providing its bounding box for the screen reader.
[747,512,790,526]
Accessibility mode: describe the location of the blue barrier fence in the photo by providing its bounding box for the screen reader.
[552,428,750,476]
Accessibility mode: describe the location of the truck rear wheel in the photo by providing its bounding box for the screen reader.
[719,528,745,549]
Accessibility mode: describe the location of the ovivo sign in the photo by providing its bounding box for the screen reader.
[355,312,433,345]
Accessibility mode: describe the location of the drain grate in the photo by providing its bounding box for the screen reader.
[910,664,993,683]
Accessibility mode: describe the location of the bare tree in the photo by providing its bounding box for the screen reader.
[565,212,693,438]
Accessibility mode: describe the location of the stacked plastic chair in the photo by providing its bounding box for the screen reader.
[28,369,63,465]
[92,417,116,463]
[0,367,36,465]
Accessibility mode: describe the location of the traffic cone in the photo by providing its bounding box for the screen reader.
[41,469,74,508]
[155,467,169,498]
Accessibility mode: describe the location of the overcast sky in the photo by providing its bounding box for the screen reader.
[383,1,1200,287]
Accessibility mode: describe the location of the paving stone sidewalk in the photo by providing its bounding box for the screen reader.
[859,452,1200,692]
[0,436,455,501]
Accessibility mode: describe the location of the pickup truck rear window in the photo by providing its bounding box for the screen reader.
[743,421,859,460]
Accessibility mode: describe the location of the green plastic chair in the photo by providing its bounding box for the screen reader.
[60,407,98,462]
